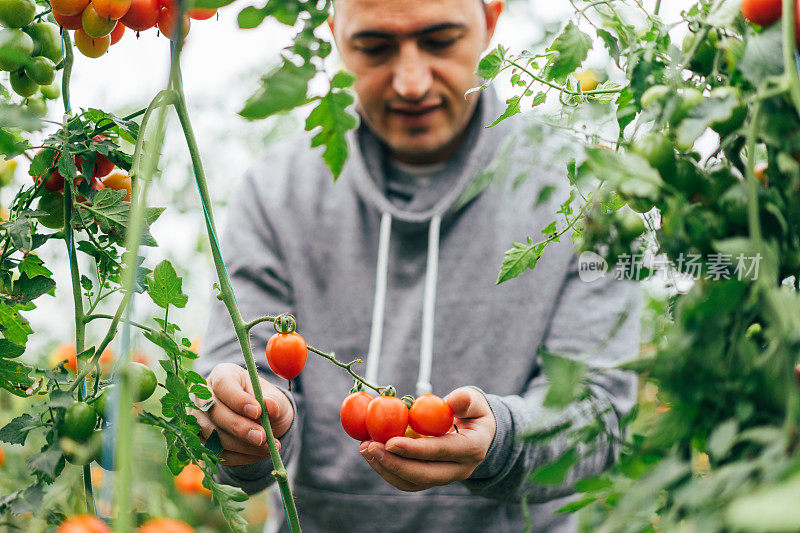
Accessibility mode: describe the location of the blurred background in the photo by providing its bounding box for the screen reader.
[0,0,695,530]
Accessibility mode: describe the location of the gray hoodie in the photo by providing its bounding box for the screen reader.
[196,90,640,532]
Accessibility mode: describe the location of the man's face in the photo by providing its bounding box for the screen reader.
[330,0,502,164]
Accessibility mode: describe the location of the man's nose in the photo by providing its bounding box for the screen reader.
[392,43,433,102]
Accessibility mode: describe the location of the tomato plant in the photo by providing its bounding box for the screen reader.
[408,394,454,437]
[365,394,409,444]
[340,391,373,441]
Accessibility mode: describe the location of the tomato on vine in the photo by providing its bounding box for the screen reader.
[92,0,131,20]
[102,171,131,200]
[82,4,118,38]
[61,402,98,442]
[365,394,408,443]
[50,0,90,16]
[741,0,782,26]
[340,391,373,441]
[109,21,126,45]
[74,29,110,58]
[52,10,84,30]
[56,515,111,533]
[174,463,211,496]
[266,328,307,383]
[157,7,190,41]
[188,7,215,20]
[126,361,157,402]
[137,518,196,533]
[408,394,454,437]
[120,0,160,31]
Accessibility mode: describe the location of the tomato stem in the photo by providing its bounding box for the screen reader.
[306,344,385,394]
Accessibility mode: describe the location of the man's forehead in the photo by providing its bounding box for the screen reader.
[334,0,482,36]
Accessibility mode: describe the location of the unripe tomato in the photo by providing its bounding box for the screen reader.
[0,0,36,28]
[25,22,63,63]
[188,7,215,19]
[74,29,110,58]
[50,0,90,16]
[82,3,117,38]
[632,132,675,176]
[709,86,747,136]
[25,56,56,85]
[138,518,195,533]
[109,20,125,44]
[10,69,37,97]
[157,6,189,41]
[408,394,454,437]
[640,85,669,110]
[125,361,157,402]
[574,68,601,91]
[0,29,33,71]
[53,10,84,30]
[265,331,307,381]
[61,401,97,442]
[741,0,782,26]
[102,171,131,200]
[37,190,65,229]
[174,463,211,496]
[616,211,646,242]
[669,87,704,127]
[365,395,408,443]
[120,0,160,31]
[56,514,111,533]
[91,0,131,20]
[340,391,373,441]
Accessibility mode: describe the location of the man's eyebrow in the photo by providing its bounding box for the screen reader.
[350,23,467,40]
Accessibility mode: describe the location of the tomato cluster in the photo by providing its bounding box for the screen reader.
[0,0,62,106]
[56,515,195,532]
[339,390,454,444]
[46,0,219,58]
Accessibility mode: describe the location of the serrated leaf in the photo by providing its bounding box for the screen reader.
[0,414,36,445]
[581,146,662,200]
[541,349,587,409]
[17,254,52,278]
[547,22,592,80]
[476,45,506,79]
[488,96,521,128]
[305,90,358,179]
[497,238,544,284]
[148,260,188,309]
[739,24,783,85]
[166,373,190,402]
[0,303,33,345]
[0,357,33,396]
[209,479,249,533]
[240,60,315,120]
[11,274,55,305]
[28,446,64,479]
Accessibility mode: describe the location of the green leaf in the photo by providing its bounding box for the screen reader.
[17,254,52,278]
[487,96,521,128]
[676,96,740,148]
[476,44,506,79]
[147,260,188,310]
[726,475,800,531]
[305,89,358,179]
[497,238,544,284]
[546,22,592,80]
[166,373,191,403]
[739,24,783,85]
[240,60,316,120]
[707,418,738,460]
[0,356,34,396]
[28,446,64,479]
[331,70,356,88]
[189,0,235,8]
[11,274,55,305]
[530,448,578,485]
[0,302,33,345]
[581,146,662,200]
[0,339,24,358]
[540,349,587,409]
[237,6,267,29]
[575,475,613,493]
[209,479,249,533]
[556,496,597,514]
[0,413,36,445]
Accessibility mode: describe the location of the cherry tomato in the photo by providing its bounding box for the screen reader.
[741,0,782,26]
[74,29,110,58]
[102,171,131,200]
[174,463,212,496]
[120,0,159,30]
[33,148,65,191]
[265,331,307,381]
[76,135,115,177]
[37,190,65,229]
[365,395,408,443]
[339,391,373,441]
[188,7,215,19]
[53,10,84,29]
[61,401,98,442]
[91,0,131,19]
[137,518,196,533]
[81,3,117,38]
[408,394,454,437]
[157,6,189,40]
[125,361,157,402]
[56,515,112,533]
[50,0,90,16]
[109,20,125,44]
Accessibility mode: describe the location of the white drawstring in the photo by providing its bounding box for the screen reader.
[416,214,441,396]
[365,212,392,384]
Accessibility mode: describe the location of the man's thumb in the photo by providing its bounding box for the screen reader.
[445,387,487,419]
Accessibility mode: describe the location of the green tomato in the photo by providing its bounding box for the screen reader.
[667,158,703,198]
[40,80,61,100]
[24,96,47,117]
[640,85,670,110]
[682,30,718,75]
[9,68,37,97]
[0,0,35,29]
[669,88,704,127]
[709,86,747,137]
[632,132,676,176]
[0,28,33,71]
[24,56,55,85]
[93,431,116,471]
[125,361,157,402]
[627,197,656,214]
[719,184,748,229]
[617,211,646,242]
[93,384,114,418]
[37,191,64,229]
[60,401,97,443]
[24,22,62,63]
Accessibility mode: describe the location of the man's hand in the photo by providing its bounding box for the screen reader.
[359,387,496,491]
[192,363,294,466]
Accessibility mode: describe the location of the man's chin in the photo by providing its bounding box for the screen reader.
[384,135,456,164]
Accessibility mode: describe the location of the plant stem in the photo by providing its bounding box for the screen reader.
[782,0,800,115]
[171,67,302,533]
[306,345,383,394]
[508,60,626,96]
[744,100,763,248]
[60,32,73,115]
[84,313,155,333]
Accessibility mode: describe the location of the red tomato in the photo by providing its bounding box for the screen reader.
[365,395,408,443]
[91,0,131,19]
[188,7,215,19]
[33,148,65,191]
[340,391,373,441]
[53,10,84,30]
[50,0,90,16]
[137,518,195,533]
[120,0,159,30]
[0,446,5,468]
[408,394,454,437]
[56,515,112,533]
[174,463,212,496]
[265,331,307,381]
[795,364,800,385]
[157,6,189,40]
[741,0,782,26]
[109,20,125,44]
[76,135,115,178]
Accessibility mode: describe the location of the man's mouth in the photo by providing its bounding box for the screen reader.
[388,102,443,127]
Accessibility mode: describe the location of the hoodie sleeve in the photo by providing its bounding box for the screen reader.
[195,164,303,495]
[461,253,640,503]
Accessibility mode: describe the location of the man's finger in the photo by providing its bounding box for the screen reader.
[219,440,280,466]
[445,387,489,420]
[384,433,478,463]
[360,443,426,492]
[211,374,262,420]
[367,442,467,486]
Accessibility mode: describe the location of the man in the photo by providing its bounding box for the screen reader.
[194,0,640,531]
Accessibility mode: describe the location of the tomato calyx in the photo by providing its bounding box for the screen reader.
[273,312,297,334]
[400,394,415,409]
[379,385,397,397]
[348,379,365,395]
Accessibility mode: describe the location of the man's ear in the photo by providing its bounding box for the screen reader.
[483,0,504,47]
